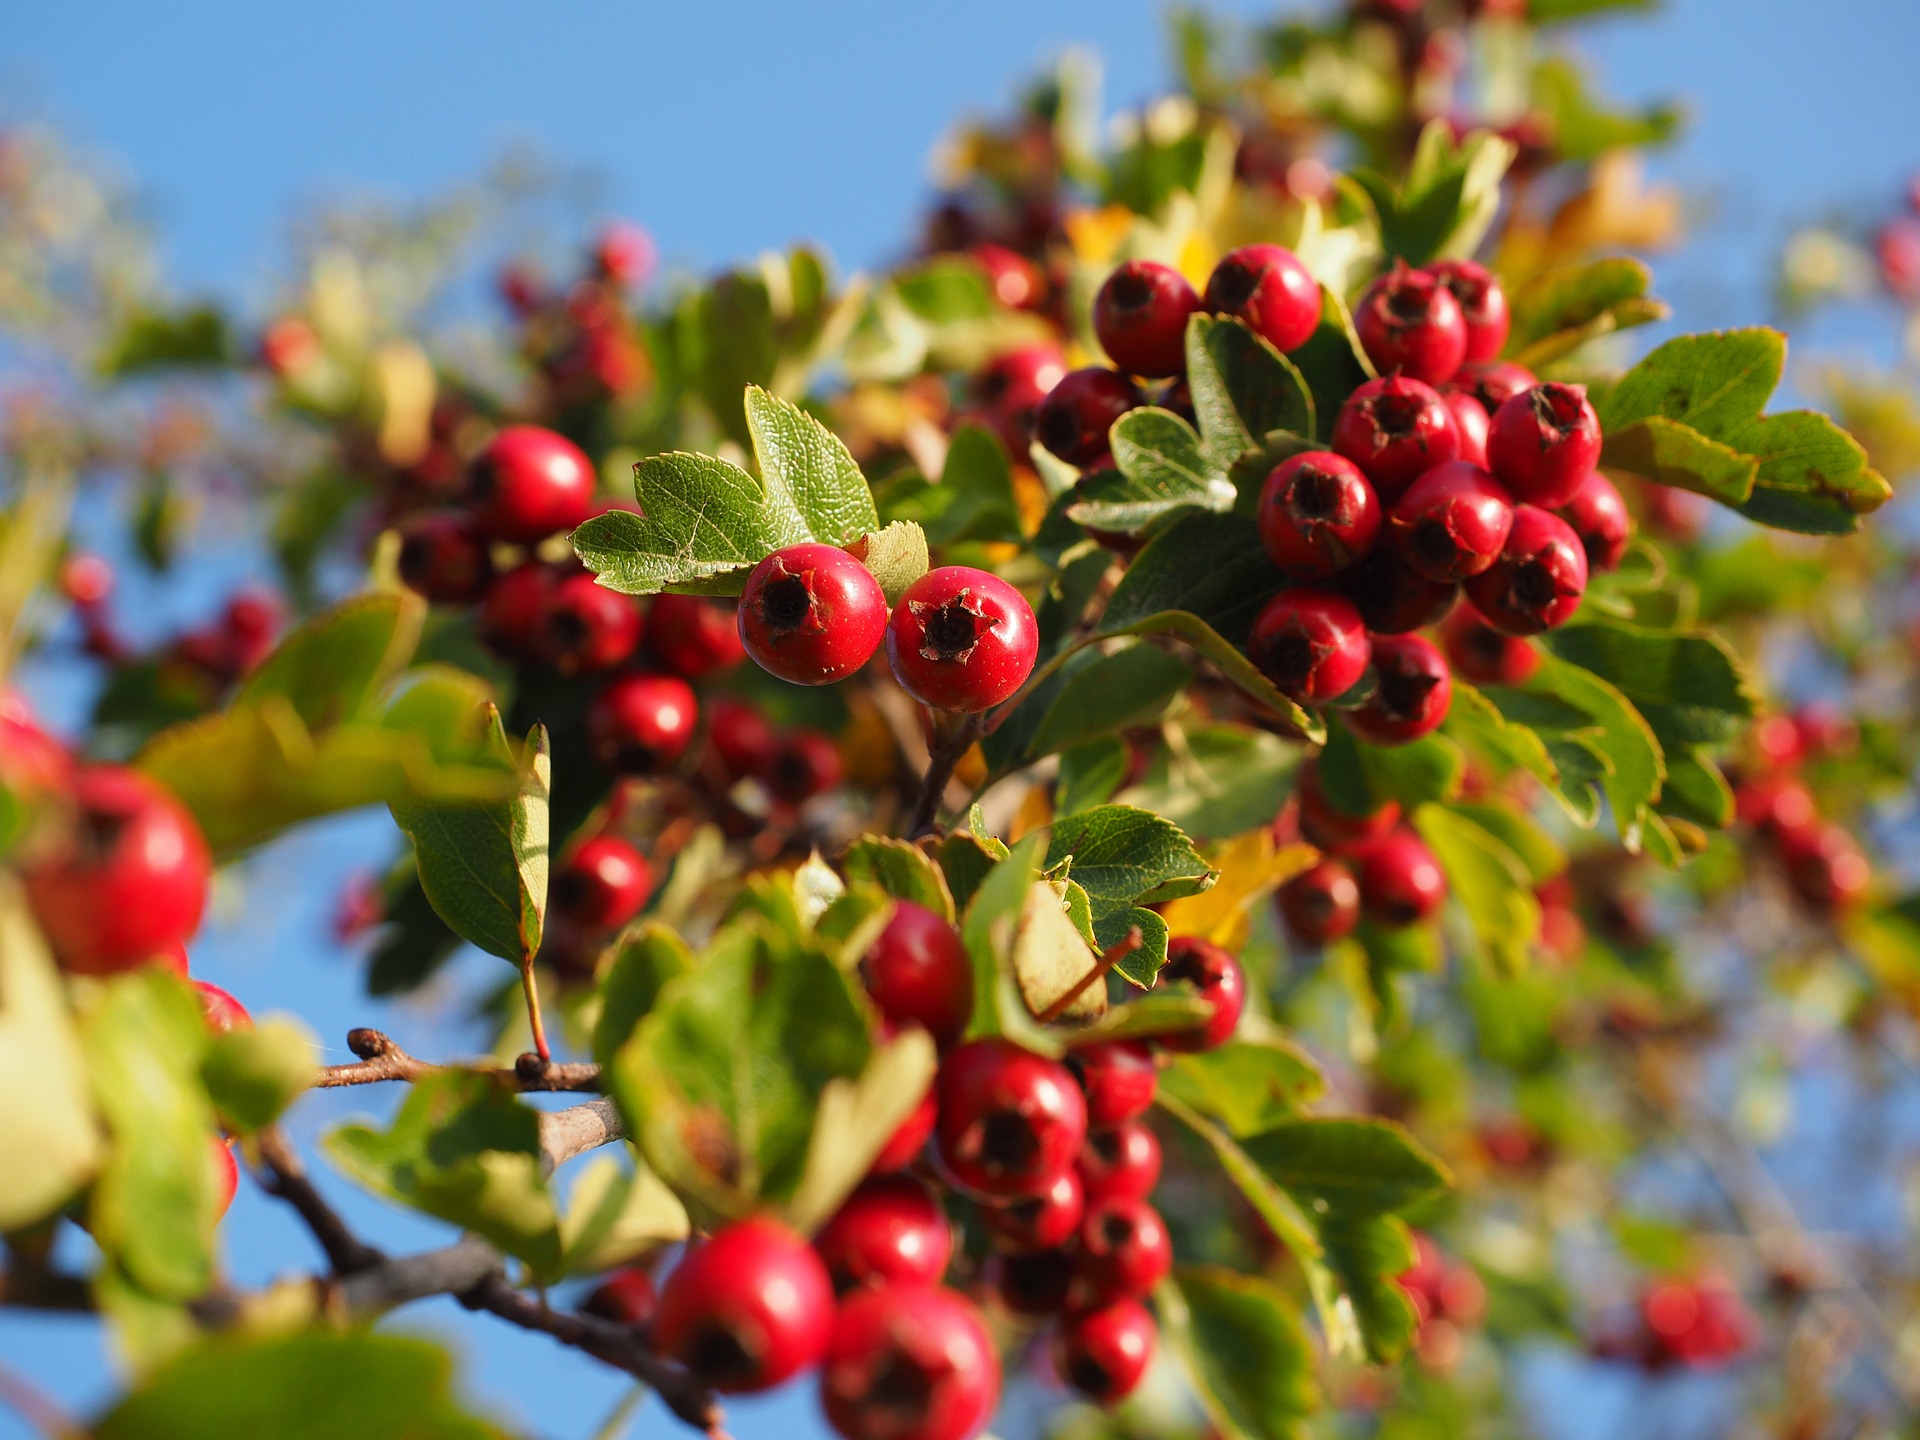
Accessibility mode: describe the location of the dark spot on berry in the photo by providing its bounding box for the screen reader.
[1410,517,1458,569]
[924,602,982,659]
[1108,268,1154,313]
[1099,1211,1135,1248]
[1511,559,1558,612]
[761,574,812,632]
[1065,1352,1116,1398]
[865,1349,936,1426]
[685,1320,759,1388]
[1087,1130,1124,1166]
[1290,466,1351,524]
[1376,663,1440,721]
[977,1112,1041,1177]
[1208,257,1259,310]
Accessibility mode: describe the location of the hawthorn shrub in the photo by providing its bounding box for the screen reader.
[2,2,1917,1438]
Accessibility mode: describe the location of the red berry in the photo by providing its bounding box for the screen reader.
[1095,261,1202,379]
[1463,505,1588,635]
[25,766,210,976]
[553,834,652,931]
[932,1039,1087,1200]
[219,591,282,678]
[195,981,251,1033]
[593,220,656,287]
[1245,587,1371,704]
[397,511,495,605]
[1349,634,1453,745]
[1443,390,1491,467]
[1389,462,1514,581]
[1641,483,1709,543]
[887,567,1038,713]
[213,1138,239,1220]
[706,697,778,783]
[470,425,595,544]
[971,242,1043,310]
[1779,822,1871,911]
[1354,264,1469,385]
[1449,359,1538,415]
[581,1268,658,1330]
[540,573,643,674]
[1331,376,1461,502]
[587,673,698,774]
[60,551,114,606]
[820,1284,999,1440]
[1064,1042,1157,1127]
[647,593,745,677]
[981,1165,1085,1253]
[259,316,319,376]
[1487,384,1602,509]
[1202,244,1322,353]
[479,562,564,661]
[1358,829,1448,926]
[861,901,974,1051]
[1155,936,1245,1052]
[1339,545,1459,635]
[1277,858,1361,944]
[1562,472,1633,572]
[765,729,844,804]
[813,1175,952,1293]
[738,543,889,686]
[872,1086,938,1175]
[1035,368,1143,467]
[1297,759,1401,850]
[1054,1298,1157,1404]
[975,345,1067,454]
[1441,603,1540,686]
[987,1249,1074,1318]
[1426,260,1510,363]
[1076,1121,1162,1203]
[1256,452,1382,578]
[1073,1196,1172,1303]
[654,1217,833,1393]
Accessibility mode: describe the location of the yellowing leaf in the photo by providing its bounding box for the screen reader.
[1161,831,1319,950]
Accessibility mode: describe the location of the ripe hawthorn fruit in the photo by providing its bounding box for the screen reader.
[737,543,888,685]
[539,573,642,674]
[1034,367,1142,467]
[861,900,974,1051]
[1427,259,1511,362]
[647,593,745,677]
[1332,375,1461,502]
[1277,857,1362,944]
[1348,634,1454,745]
[195,981,251,1033]
[1358,829,1448,927]
[1155,936,1245,1052]
[975,345,1067,453]
[932,1038,1087,1200]
[479,562,565,661]
[813,1174,953,1292]
[1201,243,1322,352]
[1389,461,1514,582]
[1779,822,1872,911]
[581,1268,657,1330]
[1441,603,1540,686]
[1093,260,1200,378]
[1487,383,1603,509]
[871,1085,938,1175]
[396,511,495,604]
[213,1138,239,1220]
[1064,1041,1157,1127]
[988,1248,1075,1319]
[1245,586,1371,703]
[819,1284,1000,1440]
[886,567,1038,713]
[1463,505,1589,635]
[1443,389,1491,467]
[654,1216,834,1393]
[1296,758,1401,849]
[1449,359,1538,415]
[1054,1298,1157,1404]
[552,834,652,931]
[1257,451,1382,578]
[971,242,1043,310]
[765,730,843,805]
[980,1165,1085,1253]
[705,697,778,783]
[586,673,698,774]
[1354,263,1469,384]
[470,425,596,544]
[1073,1196,1173,1304]
[1076,1120,1163,1203]
[1562,471,1633,572]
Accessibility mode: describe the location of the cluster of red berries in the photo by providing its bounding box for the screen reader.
[1593,1274,1751,1372]
[1395,1232,1487,1370]
[1274,761,1449,945]
[59,552,282,697]
[1731,709,1870,913]
[496,222,656,407]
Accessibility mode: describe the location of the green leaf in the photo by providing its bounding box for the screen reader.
[1725,410,1892,532]
[847,519,929,605]
[1045,805,1215,986]
[1184,314,1316,468]
[959,834,1058,1051]
[926,425,1025,543]
[744,385,881,546]
[1449,801,1564,883]
[1319,1214,1422,1363]
[200,1017,318,1135]
[98,304,233,377]
[1543,620,1758,733]
[1509,257,1668,368]
[934,828,1002,917]
[1515,655,1667,855]
[1288,293,1375,441]
[1056,738,1130,817]
[675,269,778,450]
[236,592,424,730]
[840,836,956,922]
[1353,122,1515,264]
[573,452,802,596]
[1159,1268,1318,1440]
[1067,408,1237,533]
[590,924,697,1068]
[1160,1039,1326,1137]
[1598,328,1786,441]
[1024,642,1191,758]
[555,1153,690,1278]
[1116,724,1302,842]
[1065,990,1212,1044]
[1238,1117,1452,1216]
[785,1029,939,1233]
[1601,417,1758,504]
[1532,55,1681,161]
[1413,804,1541,974]
[1447,680,1597,826]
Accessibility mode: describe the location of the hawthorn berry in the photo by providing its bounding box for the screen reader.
[1034,367,1143,467]
[1639,1276,1751,1370]
[1064,1041,1158,1127]
[1463,505,1589,635]
[765,730,844,805]
[1444,389,1491,467]
[593,220,656,288]
[553,835,652,931]
[60,551,113,606]
[259,316,319,377]
[1642,483,1709,543]
[1277,858,1361,944]
[216,591,282,680]
[706,697,778,782]
[1054,1299,1157,1405]
[1427,259,1511,363]
[975,345,1067,453]
[819,1284,999,1440]
[1358,829,1448,927]
[1076,1121,1162,1203]
[396,511,495,605]
[1350,635,1453,746]
[1073,1196,1173,1304]
[861,901,974,1051]
[654,1216,834,1393]
[1449,359,1538,415]
[1389,461,1514,581]
[1246,587,1371,704]
[981,1166,1085,1253]
[1296,759,1401,850]
[540,573,643,674]
[213,1138,239,1220]
[813,1175,953,1292]
[987,1249,1074,1319]
[1094,260,1201,378]
[1441,603,1540,686]
[1354,263,1469,385]
[1487,383,1602,509]
[479,562,564,661]
[1201,243,1322,353]
[25,766,210,976]
[971,242,1043,310]
[1779,822,1872,911]
[587,673,698,774]
[1562,471,1633,571]
[1257,452,1382,578]
[470,425,596,544]
[887,567,1038,713]
[581,1268,658,1330]
[737,543,889,686]
[647,593,745,677]
[932,1038,1087,1200]
[195,981,251,1034]
[1331,376,1461,502]
[1155,936,1245,1052]
[872,1085,938,1174]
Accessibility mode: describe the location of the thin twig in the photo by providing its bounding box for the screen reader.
[253,1127,386,1275]
[314,1029,602,1093]
[0,1361,82,1440]
[519,957,553,1066]
[0,1265,92,1313]
[1037,926,1145,1023]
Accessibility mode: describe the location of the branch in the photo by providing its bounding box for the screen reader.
[314,1029,602,1093]
[0,1265,92,1313]
[253,1127,385,1275]
[539,1096,625,1174]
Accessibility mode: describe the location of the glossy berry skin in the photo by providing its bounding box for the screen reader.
[1441,604,1540,686]
[1349,634,1454,745]
[1427,259,1510,363]
[1463,505,1589,636]
[1055,1299,1157,1405]
[887,567,1038,713]
[1389,462,1514,581]
[813,1175,952,1293]
[1257,452,1382,578]
[587,673,698,774]
[648,594,745,677]
[1094,260,1201,378]
[1443,390,1491,467]
[738,544,888,685]
[932,1038,1087,1200]
[397,511,495,604]
[1074,1197,1173,1304]
[1202,244,1321,353]
[872,1086,938,1174]
[553,835,652,931]
[765,730,843,804]
[1354,264,1469,385]
[1277,858,1361,944]
[980,1166,1084,1253]
[1562,472,1633,572]
[1450,359,1538,415]
[1245,587,1371,704]
[1034,367,1143,467]
[1296,761,1401,851]
[1065,1042,1157,1127]
[975,345,1067,453]
[213,1139,239,1221]
[861,901,974,1051]
[1076,1121,1162,1203]
[971,242,1043,310]
[593,220,656,287]
[1331,376,1461,502]
[195,981,252,1033]
[819,1284,999,1440]
[1487,384,1603,509]
[706,697,778,782]
[470,425,595,544]
[654,1217,833,1394]
[479,562,563,661]
[988,1249,1074,1319]
[1358,830,1448,927]
[25,766,210,976]
[540,573,643,674]
[581,1268,658,1330]
[1155,937,1245,1052]
[1779,823,1872,911]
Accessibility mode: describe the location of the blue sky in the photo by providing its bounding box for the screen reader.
[0,3,1917,1439]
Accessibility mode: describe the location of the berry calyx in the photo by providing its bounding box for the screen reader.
[1246,587,1371,704]
[1277,858,1361,944]
[539,573,643,674]
[765,729,844,804]
[397,511,495,604]
[470,425,596,544]
[1054,1299,1157,1404]
[813,1175,953,1293]
[581,1268,658,1331]
[1462,505,1589,635]
[1073,1196,1173,1303]
[1427,259,1511,363]
[886,567,1038,713]
[1441,603,1540,686]
[1064,1041,1158,1128]
[1034,368,1143,467]
[1443,389,1491,468]
[654,1216,834,1394]
[1354,263,1469,385]
[861,901,975,1051]
[1202,244,1322,353]
[1155,936,1245,1052]
[647,593,746,677]
[1486,383,1603,509]
[1388,461,1514,581]
[195,981,252,1033]
[1094,261,1201,379]
[980,1166,1084,1253]
[1562,471,1633,572]
[819,1284,1000,1440]
[737,543,888,686]
[1348,634,1454,745]
[932,1038,1087,1199]
[1358,829,1448,926]
[1331,376,1461,502]
[1256,452,1382,578]
[552,834,652,931]
[1076,1121,1162,1203]
[587,673,698,774]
